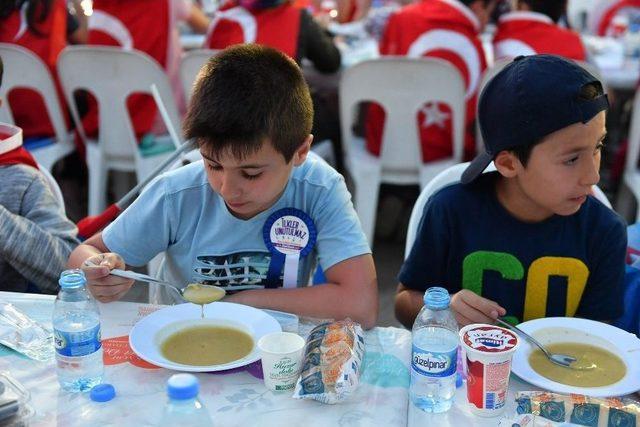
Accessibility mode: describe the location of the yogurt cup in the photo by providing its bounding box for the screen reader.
[459,324,519,417]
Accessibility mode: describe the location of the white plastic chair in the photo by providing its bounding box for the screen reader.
[340,57,466,245]
[179,49,219,103]
[405,162,613,257]
[57,45,183,215]
[619,87,640,222]
[0,43,75,172]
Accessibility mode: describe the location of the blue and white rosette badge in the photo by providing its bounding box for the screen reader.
[263,208,317,288]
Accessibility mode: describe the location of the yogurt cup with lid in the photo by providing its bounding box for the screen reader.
[459,324,519,417]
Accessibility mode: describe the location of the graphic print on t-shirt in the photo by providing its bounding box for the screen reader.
[193,251,281,291]
[461,251,590,323]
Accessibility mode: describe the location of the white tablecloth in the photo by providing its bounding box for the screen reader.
[0,292,411,427]
[3,292,635,426]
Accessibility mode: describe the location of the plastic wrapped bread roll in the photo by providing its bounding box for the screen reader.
[293,319,365,404]
[511,391,640,427]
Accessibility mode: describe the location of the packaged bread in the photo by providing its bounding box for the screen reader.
[511,391,640,427]
[293,319,365,404]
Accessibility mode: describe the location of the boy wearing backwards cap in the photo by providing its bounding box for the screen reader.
[395,54,626,328]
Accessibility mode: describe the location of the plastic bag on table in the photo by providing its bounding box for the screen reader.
[0,301,54,361]
[293,319,365,404]
[505,391,640,427]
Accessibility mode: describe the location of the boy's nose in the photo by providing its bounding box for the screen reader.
[581,158,600,187]
[219,174,241,199]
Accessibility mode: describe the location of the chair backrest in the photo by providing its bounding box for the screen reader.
[57,45,182,158]
[38,163,66,214]
[340,57,466,183]
[625,87,640,178]
[180,49,219,103]
[404,162,612,257]
[0,43,69,143]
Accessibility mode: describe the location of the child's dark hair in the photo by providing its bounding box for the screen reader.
[183,44,313,163]
[0,0,52,36]
[517,0,566,23]
[508,81,605,166]
[459,0,495,7]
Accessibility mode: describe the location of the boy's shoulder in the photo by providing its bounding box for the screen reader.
[290,152,343,190]
[0,164,45,189]
[579,195,627,235]
[428,172,495,212]
[154,161,210,196]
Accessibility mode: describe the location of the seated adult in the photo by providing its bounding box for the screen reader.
[0,58,80,294]
[204,0,341,73]
[0,0,70,140]
[493,0,587,61]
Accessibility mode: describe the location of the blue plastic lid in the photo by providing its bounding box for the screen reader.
[90,384,115,402]
[167,374,199,400]
[59,269,86,289]
[423,287,450,310]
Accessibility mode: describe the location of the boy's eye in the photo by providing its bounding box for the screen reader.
[564,156,579,166]
[595,142,605,153]
[207,163,222,171]
[242,172,262,180]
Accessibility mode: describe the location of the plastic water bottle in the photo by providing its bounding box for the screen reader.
[159,374,213,427]
[53,269,104,392]
[410,287,458,413]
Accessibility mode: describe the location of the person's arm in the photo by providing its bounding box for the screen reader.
[300,10,342,73]
[185,2,210,33]
[0,173,79,293]
[226,254,377,329]
[67,0,88,44]
[395,283,424,329]
[395,283,505,329]
[67,232,135,303]
[68,174,172,302]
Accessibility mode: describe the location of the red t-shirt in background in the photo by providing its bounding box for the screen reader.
[204,1,301,60]
[0,0,68,139]
[493,11,586,61]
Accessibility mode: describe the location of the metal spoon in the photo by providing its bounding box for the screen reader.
[110,269,226,305]
[495,318,584,370]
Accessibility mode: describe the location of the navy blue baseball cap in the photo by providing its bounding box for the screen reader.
[461,54,609,184]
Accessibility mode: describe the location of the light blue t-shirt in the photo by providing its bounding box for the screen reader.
[103,153,370,292]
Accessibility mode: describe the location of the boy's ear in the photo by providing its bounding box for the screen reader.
[494,150,521,178]
[292,134,313,166]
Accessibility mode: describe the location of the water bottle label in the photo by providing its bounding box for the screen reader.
[54,324,102,357]
[411,345,457,377]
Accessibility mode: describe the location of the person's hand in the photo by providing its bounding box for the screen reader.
[450,289,506,327]
[81,253,134,303]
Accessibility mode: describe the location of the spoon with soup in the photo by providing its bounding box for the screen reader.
[495,318,594,370]
[110,269,226,317]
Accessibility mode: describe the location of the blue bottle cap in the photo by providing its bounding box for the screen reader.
[423,287,450,309]
[59,269,86,289]
[90,384,115,402]
[167,374,199,400]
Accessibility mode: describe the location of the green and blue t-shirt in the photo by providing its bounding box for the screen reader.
[400,173,627,323]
